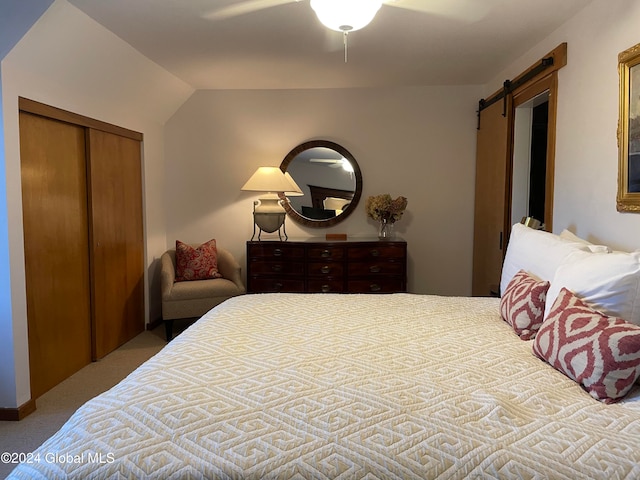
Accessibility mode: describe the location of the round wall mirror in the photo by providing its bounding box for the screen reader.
[279,140,363,228]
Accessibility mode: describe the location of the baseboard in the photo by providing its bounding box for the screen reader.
[146,317,163,331]
[0,399,36,421]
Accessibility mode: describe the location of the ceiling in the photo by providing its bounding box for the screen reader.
[66,0,592,90]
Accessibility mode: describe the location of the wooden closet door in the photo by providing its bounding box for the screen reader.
[19,112,92,398]
[472,99,511,296]
[87,129,144,359]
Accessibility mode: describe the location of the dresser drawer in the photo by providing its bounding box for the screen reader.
[248,260,304,276]
[348,261,404,276]
[307,278,345,293]
[307,246,345,261]
[347,244,406,260]
[308,262,344,277]
[248,244,304,260]
[248,277,305,293]
[347,278,405,293]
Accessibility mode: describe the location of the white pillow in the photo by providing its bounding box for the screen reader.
[500,223,592,295]
[543,250,640,325]
[559,229,611,253]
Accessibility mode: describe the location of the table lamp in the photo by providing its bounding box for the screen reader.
[241,167,302,240]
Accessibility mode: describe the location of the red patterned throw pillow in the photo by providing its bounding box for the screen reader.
[500,270,550,340]
[175,239,223,282]
[533,287,640,403]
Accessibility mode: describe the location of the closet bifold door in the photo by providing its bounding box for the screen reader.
[19,112,93,399]
[472,98,512,297]
[87,129,145,360]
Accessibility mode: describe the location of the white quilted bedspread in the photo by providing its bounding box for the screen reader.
[9,293,640,479]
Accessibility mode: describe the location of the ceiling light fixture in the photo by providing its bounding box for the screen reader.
[310,0,382,62]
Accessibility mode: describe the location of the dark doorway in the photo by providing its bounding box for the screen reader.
[529,101,549,222]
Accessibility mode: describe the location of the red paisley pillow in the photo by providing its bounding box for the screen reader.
[533,287,640,403]
[500,270,550,340]
[175,239,223,282]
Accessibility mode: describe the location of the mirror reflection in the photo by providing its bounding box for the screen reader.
[280,140,362,228]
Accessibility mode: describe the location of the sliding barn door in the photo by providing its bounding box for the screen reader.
[472,45,565,297]
[472,99,511,296]
[20,112,93,399]
[88,129,144,359]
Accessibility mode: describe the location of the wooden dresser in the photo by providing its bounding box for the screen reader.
[246,237,407,293]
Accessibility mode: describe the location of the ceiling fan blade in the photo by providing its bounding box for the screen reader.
[203,0,297,21]
[309,159,340,163]
[310,158,349,169]
[383,0,496,23]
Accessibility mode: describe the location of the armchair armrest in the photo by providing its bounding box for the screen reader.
[160,251,176,301]
[217,248,246,294]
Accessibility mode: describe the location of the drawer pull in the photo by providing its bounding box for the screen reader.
[321,249,331,258]
[369,265,381,273]
[369,283,381,292]
[273,248,283,257]
[271,264,283,272]
[370,249,380,257]
[321,284,331,293]
[320,265,331,274]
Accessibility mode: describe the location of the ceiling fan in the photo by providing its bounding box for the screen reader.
[310,158,354,172]
[204,0,491,26]
[204,0,492,62]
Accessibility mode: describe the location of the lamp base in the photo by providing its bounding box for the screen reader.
[251,198,288,241]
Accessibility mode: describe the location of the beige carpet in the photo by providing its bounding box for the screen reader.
[0,320,196,479]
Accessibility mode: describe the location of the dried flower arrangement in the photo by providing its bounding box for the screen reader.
[365,194,408,223]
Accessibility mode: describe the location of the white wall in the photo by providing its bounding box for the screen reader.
[0,0,192,408]
[0,65,20,410]
[164,86,481,296]
[484,0,640,252]
[0,0,54,414]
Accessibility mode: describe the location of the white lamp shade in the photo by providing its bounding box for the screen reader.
[241,166,302,193]
[310,0,382,32]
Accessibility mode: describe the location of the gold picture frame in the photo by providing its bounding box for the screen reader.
[617,42,640,212]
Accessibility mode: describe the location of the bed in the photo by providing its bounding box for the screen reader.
[8,289,640,479]
[10,294,640,479]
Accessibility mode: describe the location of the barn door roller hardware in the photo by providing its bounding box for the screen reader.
[477,56,555,129]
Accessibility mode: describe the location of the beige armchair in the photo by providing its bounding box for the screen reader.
[160,246,245,340]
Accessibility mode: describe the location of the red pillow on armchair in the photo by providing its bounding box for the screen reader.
[175,239,223,282]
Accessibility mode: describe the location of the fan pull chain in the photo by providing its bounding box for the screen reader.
[343,31,348,63]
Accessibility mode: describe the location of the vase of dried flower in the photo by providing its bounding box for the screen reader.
[378,218,394,240]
